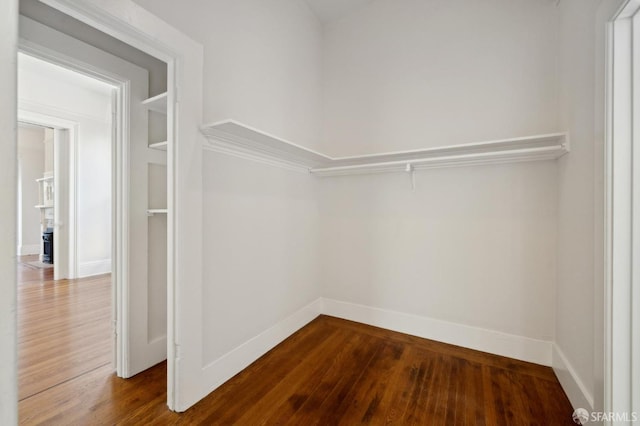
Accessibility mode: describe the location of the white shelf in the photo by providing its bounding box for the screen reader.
[36,176,54,182]
[141,92,167,114]
[312,133,569,176]
[35,204,53,209]
[149,141,168,151]
[200,119,569,176]
[147,209,167,216]
[201,120,330,172]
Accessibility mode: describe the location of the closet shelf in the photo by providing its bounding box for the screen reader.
[200,119,569,176]
[201,119,329,172]
[146,209,167,216]
[149,141,168,151]
[141,92,167,114]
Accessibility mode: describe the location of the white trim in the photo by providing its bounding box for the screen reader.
[0,0,18,422]
[193,297,557,408]
[604,0,640,420]
[196,298,323,408]
[321,298,552,366]
[78,258,112,277]
[18,244,40,256]
[553,343,595,411]
[38,0,204,411]
[201,119,569,176]
[17,108,78,281]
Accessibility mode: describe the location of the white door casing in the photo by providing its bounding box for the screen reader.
[0,0,18,423]
[606,0,640,423]
[19,16,167,378]
[37,0,205,411]
[16,109,77,281]
[53,128,71,281]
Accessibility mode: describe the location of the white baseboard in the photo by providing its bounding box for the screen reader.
[552,343,594,410]
[77,259,111,277]
[193,298,323,409]
[18,244,40,256]
[190,297,556,412]
[321,298,553,366]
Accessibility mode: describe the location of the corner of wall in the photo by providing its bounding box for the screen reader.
[194,298,323,409]
[322,298,553,367]
[553,343,595,411]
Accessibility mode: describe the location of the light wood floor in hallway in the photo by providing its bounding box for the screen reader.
[18,257,575,425]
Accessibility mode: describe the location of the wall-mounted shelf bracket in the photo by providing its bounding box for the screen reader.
[147,209,168,216]
[405,163,416,191]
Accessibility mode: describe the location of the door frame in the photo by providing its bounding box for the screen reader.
[605,0,640,420]
[37,0,205,411]
[18,42,131,376]
[17,109,77,281]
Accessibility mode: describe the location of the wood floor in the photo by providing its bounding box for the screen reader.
[18,259,575,425]
[18,256,112,403]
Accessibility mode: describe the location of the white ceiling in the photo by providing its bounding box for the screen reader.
[304,0,374,24]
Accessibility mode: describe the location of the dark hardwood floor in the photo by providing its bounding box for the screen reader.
[18,258,575,425]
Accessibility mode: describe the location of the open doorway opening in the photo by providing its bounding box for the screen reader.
[16,51,116,404]
[16,10,171,417]
[17,122,53,268]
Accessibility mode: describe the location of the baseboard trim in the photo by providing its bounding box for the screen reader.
[77,259,111,277]
[192,297,556,411]
[552,343,594,410]
[195,298,323,408]
[321,298,553,366]
[18,244,40,256]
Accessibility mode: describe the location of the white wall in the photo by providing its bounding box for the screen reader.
[17,125,45,256]
[317,0,561,361]
[319,162,558,347]
[132,0,563,368]
[554,0,599,411]
[202,152,320,364]
[133,0,323,151]
[133,0,325,359]
[132,0,323,408]
[130,0,619,414]
[553,0,626,414]
[44,128,53,174]
[18,53,113,277]
[321,0,561,156]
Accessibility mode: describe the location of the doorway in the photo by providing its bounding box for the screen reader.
[16,51,116,406]
[16,122,53,269]
[19,0,169,400]
[0,0,200,419]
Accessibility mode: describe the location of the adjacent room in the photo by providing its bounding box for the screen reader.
[2,0,639,424]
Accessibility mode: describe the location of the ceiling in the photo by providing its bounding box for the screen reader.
[304,0,374,24]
